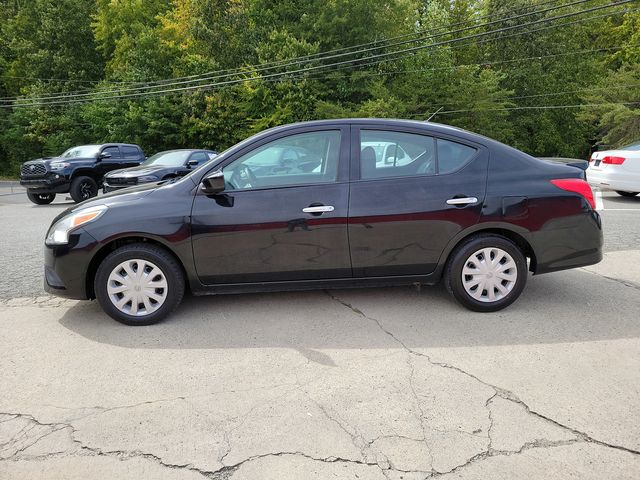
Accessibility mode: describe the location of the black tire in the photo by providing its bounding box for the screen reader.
[94,243,185,326]
[444,234,527,312]
[69,176,98,203]
[615,190,639,197]
[26,191,55,205]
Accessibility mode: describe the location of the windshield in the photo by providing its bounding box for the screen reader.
[143,150,192,167]
[61,145,100,158]
[619,141,640,151]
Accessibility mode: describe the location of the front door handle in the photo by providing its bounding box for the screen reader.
[302,205,335,214]
[446,197,478,206]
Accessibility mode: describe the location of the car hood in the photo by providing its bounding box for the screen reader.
[106,165,177,178]
[53,183,160,224]
[24,156,94,166]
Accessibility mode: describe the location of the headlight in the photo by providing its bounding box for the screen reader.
[138,175,159,182]
[45,205,107,245]
[49,162,70,170]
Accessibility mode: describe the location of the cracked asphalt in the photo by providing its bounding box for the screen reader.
[1,183,639,479]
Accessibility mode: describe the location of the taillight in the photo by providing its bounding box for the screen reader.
[602,156,625,165]
[550,178,596,209]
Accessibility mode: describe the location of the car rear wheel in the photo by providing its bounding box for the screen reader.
[444,234,527,312]
[70,176,98,203]
[26,191,55,205]
[94,244,185,325]
[615,191,639,197]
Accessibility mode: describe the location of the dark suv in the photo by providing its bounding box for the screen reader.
[20,143,145,204]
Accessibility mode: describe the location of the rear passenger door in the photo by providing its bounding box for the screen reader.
[121,145,144,168]
[348,126,488,277]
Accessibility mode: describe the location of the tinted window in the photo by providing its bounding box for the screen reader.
[360,130,435,179]
[102,146,122,158]
[189,151,209,163]
[121,146,140,157]
[223,130,341,190]
[437,139,477,174]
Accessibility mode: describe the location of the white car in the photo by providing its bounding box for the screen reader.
[587,141,640,197]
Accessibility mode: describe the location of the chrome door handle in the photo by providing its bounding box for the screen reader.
[302,205,334,213]
[446,197,478,206]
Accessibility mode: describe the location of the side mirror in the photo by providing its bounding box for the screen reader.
[98,151,112,160]
[186,160,199,168]
[201,170,225,195]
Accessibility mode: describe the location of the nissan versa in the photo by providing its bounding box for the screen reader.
[43,119,603,325]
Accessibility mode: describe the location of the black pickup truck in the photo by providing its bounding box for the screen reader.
[20,143,145,204]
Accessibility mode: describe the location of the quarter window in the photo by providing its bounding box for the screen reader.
[437,139,477,174]
[223,130,341,190]
[360,130,436,179]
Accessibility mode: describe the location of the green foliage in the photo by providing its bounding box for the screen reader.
[0,0,638,175]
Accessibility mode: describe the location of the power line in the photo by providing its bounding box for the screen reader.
[0,0,606,103]
[2,0,631,108]
[419,101,640,116]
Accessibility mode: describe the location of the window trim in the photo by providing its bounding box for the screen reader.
[351,125,483,182]
[199,125,350,194]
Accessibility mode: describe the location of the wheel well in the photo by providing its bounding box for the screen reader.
[85,236,188,299]
[447,228,537,273]
[71,170,100,183]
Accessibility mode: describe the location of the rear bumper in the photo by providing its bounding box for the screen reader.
[587,169,640,193]
[531,209,603,275]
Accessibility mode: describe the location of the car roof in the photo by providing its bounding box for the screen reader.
[256,118,493,144]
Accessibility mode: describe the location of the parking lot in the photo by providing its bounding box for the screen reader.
[1,182,639,479]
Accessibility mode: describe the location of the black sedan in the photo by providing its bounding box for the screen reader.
[103,149,217,192]
[43,119,602,325]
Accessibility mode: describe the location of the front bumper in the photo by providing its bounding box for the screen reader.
[21,174,70,193]
[44,228,100,300]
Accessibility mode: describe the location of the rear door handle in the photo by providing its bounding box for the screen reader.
[302,205,335,213]
[446,197,478,206]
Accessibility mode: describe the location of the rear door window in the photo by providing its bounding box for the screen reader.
[359,130,436,179]
[121,146,140,157]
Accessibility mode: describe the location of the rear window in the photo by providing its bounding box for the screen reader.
[437,139,477,174]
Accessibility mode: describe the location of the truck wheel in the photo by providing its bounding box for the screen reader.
[70,176,98,203]
[444,234,527,312]
[26,192,56,205]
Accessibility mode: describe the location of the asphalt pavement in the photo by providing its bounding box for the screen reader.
[1,182,639,479]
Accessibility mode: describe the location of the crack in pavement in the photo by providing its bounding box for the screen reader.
[0,411,430,479]
[323,289,640,476]
[579,267,640,291]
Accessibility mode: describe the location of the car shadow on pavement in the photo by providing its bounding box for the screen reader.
[58,267,640,350]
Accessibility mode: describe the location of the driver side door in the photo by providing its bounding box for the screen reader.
[191,126,351,285]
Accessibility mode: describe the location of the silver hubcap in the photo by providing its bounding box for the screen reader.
[107,259,168,316]
[462,247,517,303]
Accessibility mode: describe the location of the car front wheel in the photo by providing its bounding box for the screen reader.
[94,244,185,325]
[445,234,527,312]
[26,191,55,205]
